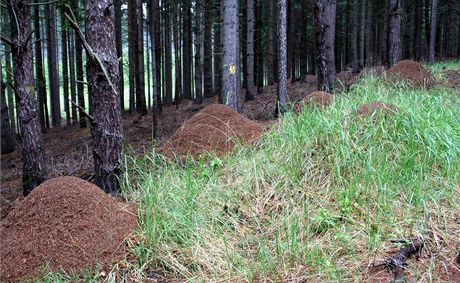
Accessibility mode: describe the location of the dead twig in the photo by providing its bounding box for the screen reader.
[68,99,95,125]
[384,237,424,282]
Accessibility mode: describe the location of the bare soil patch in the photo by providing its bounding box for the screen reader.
[158,104,264,158]
[0,176,137,282]
[301,91,334,109]
[386,60,433,87]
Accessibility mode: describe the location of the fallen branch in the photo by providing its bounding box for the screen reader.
[384,238,424,282]
[69,99,95,125]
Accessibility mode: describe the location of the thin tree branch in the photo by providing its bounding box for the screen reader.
[68,99,95,124]
[0,34,13,46]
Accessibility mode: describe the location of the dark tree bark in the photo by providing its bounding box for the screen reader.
[267,0,276,85]
[148,0,159,138]
[429,0,438,64]
[5,48,16,132]
[61,7,71,126]
[255,0,264,94]
[136,0,147,115]
[276,0,288,116]
[221,0,241,111]
[413,0,423,60]
[73,0,86,128]
[9,0,47,195]
[300,0,309,79]
[152,0,162,113]
[194,0,204,104]
[365,0,374,66]
[388,0,402,66]
[114,0,124,111]
[1,55,15,154]
[313,0,337,92]
[173,4,182,104]
[128,0,137,113]
[402,0,411,59]
[34,1,47,131]
[359,0,365,69]
[203,0,213,97]
[45,2,61,127]
[245,0,255,101]
[68,31,78,125]
[183,1,192,100]
[164,3,173,105]
[84,0,124,194]
[214,0,222,98]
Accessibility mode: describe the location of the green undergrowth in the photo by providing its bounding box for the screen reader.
[40,62,460,282]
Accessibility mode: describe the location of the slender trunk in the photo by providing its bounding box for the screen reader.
[1,55,15,154]
[73,0,86,128]
[68,31,78,124]
[34,1,47,131]
[128,0,137,113]
[114,0,124,111]
[195,0,203,104]
[267,0,276,85]
[203,0,213,97]
[10,0,47,195]
[85,0,124,194]
[5,48,16,132]
[136,0,146,115]
[255,0,263,94]
[365,0,373,65]
[288,0,296,81]
[61,7,71,126]
[429,0,438,64]
[245,0,255,101]
[148,0,159,138]
[381,0,389,65]
[173,5,182,104]
[183,2,192,100]
[359,0,365,69]
[221,0,241,111]
[402,0,411,58]
[313,0,337,92]
[153,0,162,113]
[388,0,402,66]
[413,0,422,60]
[276,0,288,116]
[164,4,173,104]
[214,0,222,98]
[300,0,309,79]
[46,2,61,127]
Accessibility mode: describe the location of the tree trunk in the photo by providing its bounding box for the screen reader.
[10,0,47,195]
[276,0,288,116]
[136,0,147,115]
[34,1,47,131]
[255,0,264,94]
[313,0,337,92]
[84,0,124,194]
[164,4,173,104]
[5,48,16,132]
[267,0,276,85]
[153,0,162,113]
[194,0,203,104]
[128,0,137,113]
[413,0,422,60]
[300,0,309,79]
[45,2,61,127]
[61,7,71,126]
[173,5,182,104]
[429,0,438,64]
[114,0,124,111]
[148,0,159,138]
[74,0,86,128]
[68,31,78,125]
[1,55,15,154]
[214,0,222,98]
[203,0,213,97]
[359,0,365,69]
[245,0,256,101]
[388,0,402,66]
[183,2,192,100]
[365,0,373,66]
[221,0,241,111]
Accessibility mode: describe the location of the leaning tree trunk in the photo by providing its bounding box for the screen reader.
[313,0,337,92]
[221,0,241,112]
[276,0,288,116]
[388,0,402,66]
[245,0,255,101]
[9,0,47,195]
[429,0,438,64]
[84,0,124,194]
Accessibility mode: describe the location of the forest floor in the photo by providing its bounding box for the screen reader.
[1,60,460,282]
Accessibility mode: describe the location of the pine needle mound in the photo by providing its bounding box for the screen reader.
[0,176,137,282]
[386,60,433,87]
[356,101,400,117]
[159,103,263,158]
[296,91,334,112]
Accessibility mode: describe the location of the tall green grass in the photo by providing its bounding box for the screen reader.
[119,72,460,281]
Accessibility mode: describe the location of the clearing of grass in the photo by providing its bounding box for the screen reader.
[40,61,460,282]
